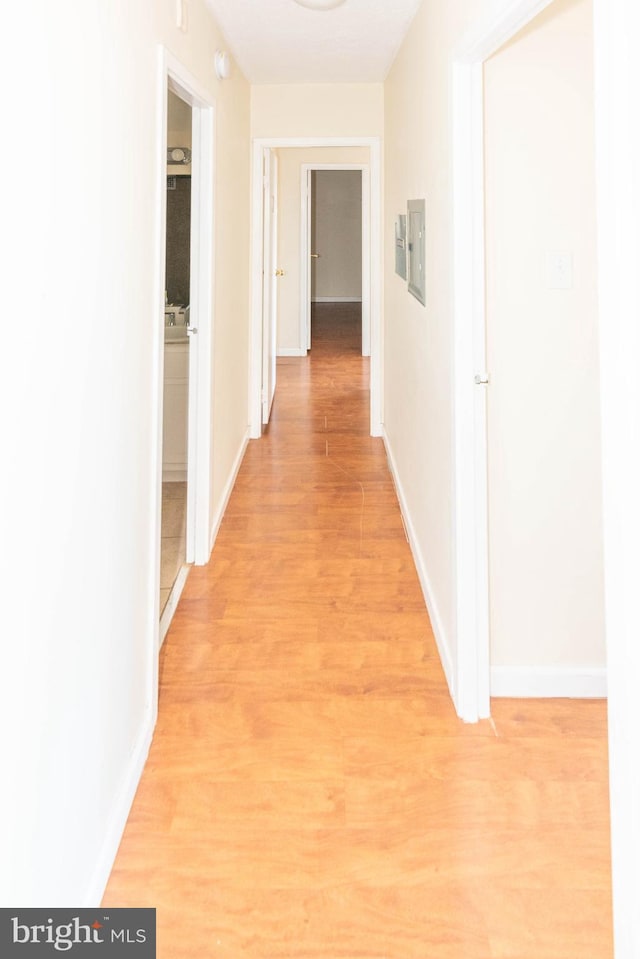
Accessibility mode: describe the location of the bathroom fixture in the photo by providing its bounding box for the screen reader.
[293,0,346,9]
[164,304,190,342]
[214,50,231,80]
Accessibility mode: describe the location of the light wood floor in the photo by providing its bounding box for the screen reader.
[104,304,612,958]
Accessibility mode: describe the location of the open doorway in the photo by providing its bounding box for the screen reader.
[160,88,192,622]
[156,55,215,643]
[250,138,382,439]
[304,168,365,355]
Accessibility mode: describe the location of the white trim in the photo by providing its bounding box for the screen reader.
[454,0,557,62]
[156,51,216,575]
[250,137,382,439]
[148,52,170,699]
[277,348,308,357]
[311,297,363,303]
[491,666,607,699]
[162,468,187,482]
[250,143,265,440]
[83,717,154,905]
[256,137,380,149]
[188,96,216,567]
[159,565,191,646]
[261,148,278,426]
[208,429,250,555]
[592,0,640,954]
[451,0,556,723]
[383,428,454,699]
[302,168,312,352]
[361,165,372,358]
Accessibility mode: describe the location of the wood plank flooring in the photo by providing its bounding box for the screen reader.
[104,304,612,958]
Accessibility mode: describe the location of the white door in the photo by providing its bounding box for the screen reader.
[479,1,605,704]
[262,148,278,425]
[306,168,313,351]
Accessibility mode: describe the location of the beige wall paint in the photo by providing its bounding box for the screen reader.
[484,0,604,672]
[167,89,192,173]
[168,89,192,145]
[385,0,472,673]
[275,147,369,354]
[251,83,384,139]
[2,0,250,905]
[312,170,362,302]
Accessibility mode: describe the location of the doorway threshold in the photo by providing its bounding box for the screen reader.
[159,564,191,646]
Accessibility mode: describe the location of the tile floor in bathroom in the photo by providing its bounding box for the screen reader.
[160,481,187,616]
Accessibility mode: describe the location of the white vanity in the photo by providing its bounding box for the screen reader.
[163,307,189,481]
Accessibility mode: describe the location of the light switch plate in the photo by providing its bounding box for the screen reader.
[176,0,188,32]
[547,251,573,290]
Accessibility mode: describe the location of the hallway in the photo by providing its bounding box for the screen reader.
[104,306,612,957]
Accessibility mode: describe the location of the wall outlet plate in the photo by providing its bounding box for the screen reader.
[547,251,574,290]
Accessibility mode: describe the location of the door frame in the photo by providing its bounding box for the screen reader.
[261,148,279,425]
[300,163,370,357]
[250,137,382,439]
[454,0,640,949]
[155,49,216,645]
[591,0,640,952]
[451,0,557,722]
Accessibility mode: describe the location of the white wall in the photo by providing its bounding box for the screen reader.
[484,0,605,687]
[0,0,250,905]
[312,170,362,302]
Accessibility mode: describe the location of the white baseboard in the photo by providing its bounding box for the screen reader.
[277,348,307,357]
[83,710,155,905]
[381,428,455,700]
[491,666,607,699]
[162,467,187,482]
[209,429,250,556]
[311,297,363,303]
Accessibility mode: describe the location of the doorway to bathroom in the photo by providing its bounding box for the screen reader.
[160,87,192,626]
[156,55,215,643]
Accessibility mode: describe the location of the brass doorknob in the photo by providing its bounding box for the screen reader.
[275,269,285,277]
[310,253,321,259]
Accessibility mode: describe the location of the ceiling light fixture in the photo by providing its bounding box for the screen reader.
[293,0,346,10]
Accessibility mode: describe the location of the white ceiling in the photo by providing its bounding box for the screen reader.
[205,0,423,84]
